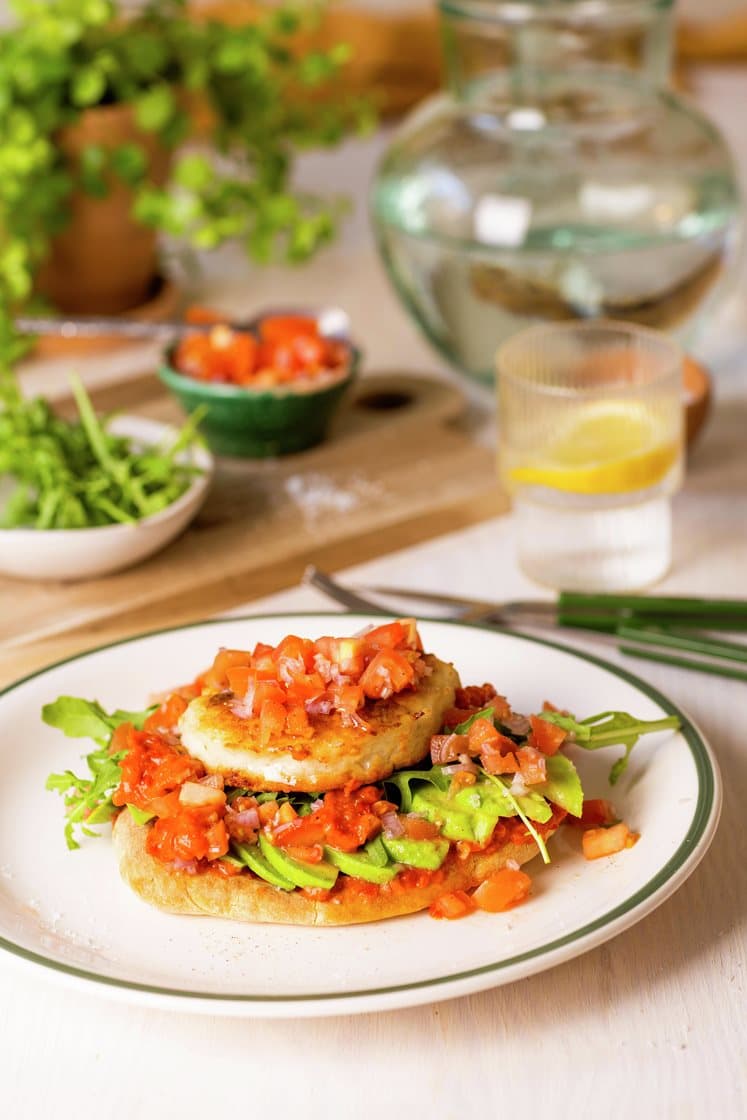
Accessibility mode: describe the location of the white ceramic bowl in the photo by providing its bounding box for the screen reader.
[0,415,214,581]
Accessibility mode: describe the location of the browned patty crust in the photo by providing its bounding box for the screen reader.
[177,653,459,792]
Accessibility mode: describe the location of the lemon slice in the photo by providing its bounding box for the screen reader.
[508,402,680,495]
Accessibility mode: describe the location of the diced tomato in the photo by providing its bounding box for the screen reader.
[330,682,366,724]
[285,703,314,738]
[569,799,619,830]
[402,816,441,841]
[372,799,398,817]
[146,807,228,863]
[145,790,182,819]
[173,334,218,380]
[258,800,280,825]
[259,315,319,344]
[582,822,639,860]
[203,648,251,690]
[542,700,571,716]
[275,635,316,671]
[259,699,287,745]
[143,692,188,733]
[449,770,478,792]
[273,787,382,853]
[204,820,230,859]
[516,745,548,785]
[226,666,252,697]
[428,890,476,920]
[290,332,327,369]
[529,714,567,756]
[454,685,511,722]
[315,636,367,677]
[398,618,423,650]
[254,680,287,710]
[455,683,496,708]
[466,717,499,752]
[277,802,298,825]
[364,621,408,650]
[284,671,325,704]
[442,706,477,729]
[113,726,204,811]
[272,814,326,847]
[480,748,519,775]
[359,649,415,700]
[473,868,532,912]
[223,331,258,384]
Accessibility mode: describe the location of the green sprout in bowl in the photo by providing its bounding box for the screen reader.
[0,372,206,530]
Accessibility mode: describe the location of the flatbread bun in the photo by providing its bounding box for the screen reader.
[113,810,553,926]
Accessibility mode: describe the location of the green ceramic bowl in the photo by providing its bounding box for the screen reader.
[158,344,359,458]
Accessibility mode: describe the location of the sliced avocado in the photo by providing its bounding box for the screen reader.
[411,786,497,844]
[411,779,552,845]
[364,835,389,867]
[324,846,397,884]
[533,753,584,818]
[381,835,449,870]
[258,832,339,890]
[127,803,155,825]
[220,852,246,869]
[231,841,296,890]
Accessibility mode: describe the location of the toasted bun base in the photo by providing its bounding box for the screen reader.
[113,811,553,926]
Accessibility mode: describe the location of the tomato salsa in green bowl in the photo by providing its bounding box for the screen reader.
[159,312,359,458]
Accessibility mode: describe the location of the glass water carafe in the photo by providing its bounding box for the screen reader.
[371,0,741,382]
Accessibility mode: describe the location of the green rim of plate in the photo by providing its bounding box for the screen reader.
[0,612,718,1005]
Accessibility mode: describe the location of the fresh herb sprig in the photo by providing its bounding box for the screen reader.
[44,696,154,849]
[537,711,681,784]
[0,373,205,529]
[0,0,371,327]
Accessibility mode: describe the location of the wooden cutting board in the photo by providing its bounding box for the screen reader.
[1,371,506,652]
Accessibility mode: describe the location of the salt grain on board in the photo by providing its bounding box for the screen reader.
[284,472,383,531]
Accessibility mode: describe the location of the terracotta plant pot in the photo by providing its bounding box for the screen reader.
[36,103,171,316]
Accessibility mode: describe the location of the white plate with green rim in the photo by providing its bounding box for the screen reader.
[0,614,721,1017]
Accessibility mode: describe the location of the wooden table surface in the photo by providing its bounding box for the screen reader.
[5,74,747,1118]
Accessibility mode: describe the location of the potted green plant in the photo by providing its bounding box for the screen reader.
[0,0,367,320]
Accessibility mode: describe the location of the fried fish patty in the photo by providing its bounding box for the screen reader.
[178,653,459,791]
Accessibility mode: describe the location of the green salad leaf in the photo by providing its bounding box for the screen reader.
[537,710,680,784]
[385,765,451,812]
[42,696,153,743]
[0,374,206,530]
[447,706,495,734]
[44,696,154,850]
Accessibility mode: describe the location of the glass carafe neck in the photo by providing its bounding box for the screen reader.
[438,0,675,97]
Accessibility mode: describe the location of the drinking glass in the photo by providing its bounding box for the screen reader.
[497,321,684,590]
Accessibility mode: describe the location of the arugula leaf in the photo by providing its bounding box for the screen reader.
[537,710,680,784]
[448,706,495,734]
[0,374,204,530]
[44,695,154,849]
[42,696,153,744]
[46,745,126,851]
[385,766,451,812]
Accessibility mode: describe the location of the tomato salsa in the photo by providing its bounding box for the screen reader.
[173,311,350,388]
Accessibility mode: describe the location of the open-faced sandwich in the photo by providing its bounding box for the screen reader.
[45,619,679,924]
